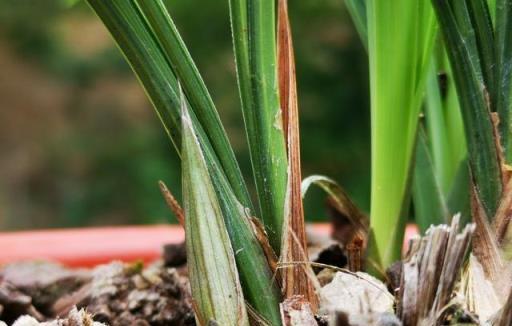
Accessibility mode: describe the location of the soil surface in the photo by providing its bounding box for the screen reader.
[0,220,356,325]
[0,243,194,326]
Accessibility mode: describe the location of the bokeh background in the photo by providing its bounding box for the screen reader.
[0,0,369,230]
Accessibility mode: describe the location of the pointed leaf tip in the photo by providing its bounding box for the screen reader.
[181,101,249,325]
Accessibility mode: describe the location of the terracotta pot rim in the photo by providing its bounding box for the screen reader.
[0,223,418,268]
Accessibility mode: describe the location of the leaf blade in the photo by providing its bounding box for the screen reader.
[134,0,253,210]
[229,0,288,252]
[412,127,450,232]
[181,102,249,326]
[367,0,437,269]
[277,0,318,310]
[86,0,251,210]
[432,0,503,218]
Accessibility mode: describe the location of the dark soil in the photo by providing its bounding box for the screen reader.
[0,218,352,326]
[0,243,194,326]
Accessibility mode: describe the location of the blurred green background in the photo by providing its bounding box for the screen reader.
[0,0,369,230]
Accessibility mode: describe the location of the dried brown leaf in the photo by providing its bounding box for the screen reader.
[159,180,185,227]
[302,176,368,248]
[491,112,507,186]
[470,184,504,285]
[277,0,318,311]
[493,177,512,245]
[346,235,364,272]
[250,217,279,276]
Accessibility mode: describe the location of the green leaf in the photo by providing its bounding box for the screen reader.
[181,102,249,326]
[85,0,251,210]
[182,98,282,325]
[345,0,367,47]
[229,0,288,252]
[432,0,503,218]
[367,0,437,269]
[447,159,471,225]
[346,0,467,234]
[424,55,467,195]
[134,0,252,210]
[87,2,282,321]
[488,0,497,23]
[495,0,512,161]
[86,0,181,146]
[425,61,453,194]
[301,175,369,233]
[466,0,496,108]
[412,127,450,232]
[441,54,468,190]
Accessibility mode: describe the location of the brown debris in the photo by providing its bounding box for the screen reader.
[163,242,187,267]
[0,261,90,319]
[11,307,106,326]
[0,279,45,324]
[398,215,474,326]
[250,217,279,275]
[470,184,508,294]
[307,226,347,274]
[385,261,402,296]
[494,177,512,246]
[0,261,194,326]
[311,244,347,274]
[159,181,185,227]
[280,296,318,326]
[346,236,363,272]
[326,197,368,249]
[78,262,194,325]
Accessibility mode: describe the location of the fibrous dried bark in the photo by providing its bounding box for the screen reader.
[398,215,474,326]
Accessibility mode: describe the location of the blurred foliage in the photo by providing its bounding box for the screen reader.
[0,0,369,229]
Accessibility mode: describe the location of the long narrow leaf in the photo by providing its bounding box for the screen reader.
[86,0,251,210]
[229,0,288,251]
[495,0,512,160]
[467,0,496,106]
[424,55,467,195]
[86,1,181,145]
[277,0,318,310]
[181,103,249,326]
[301,175,369,235]
[413,127,450,232]
[345,0,367,47]
[134,0,252,209]
[203,140,283,325]
[346,0,467,231]
[425,61,454,194]
[367,0,437,269]
[442,55,468,190]
[447,160,471,225]
[432,0,503,218]
[86,3,282,321]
